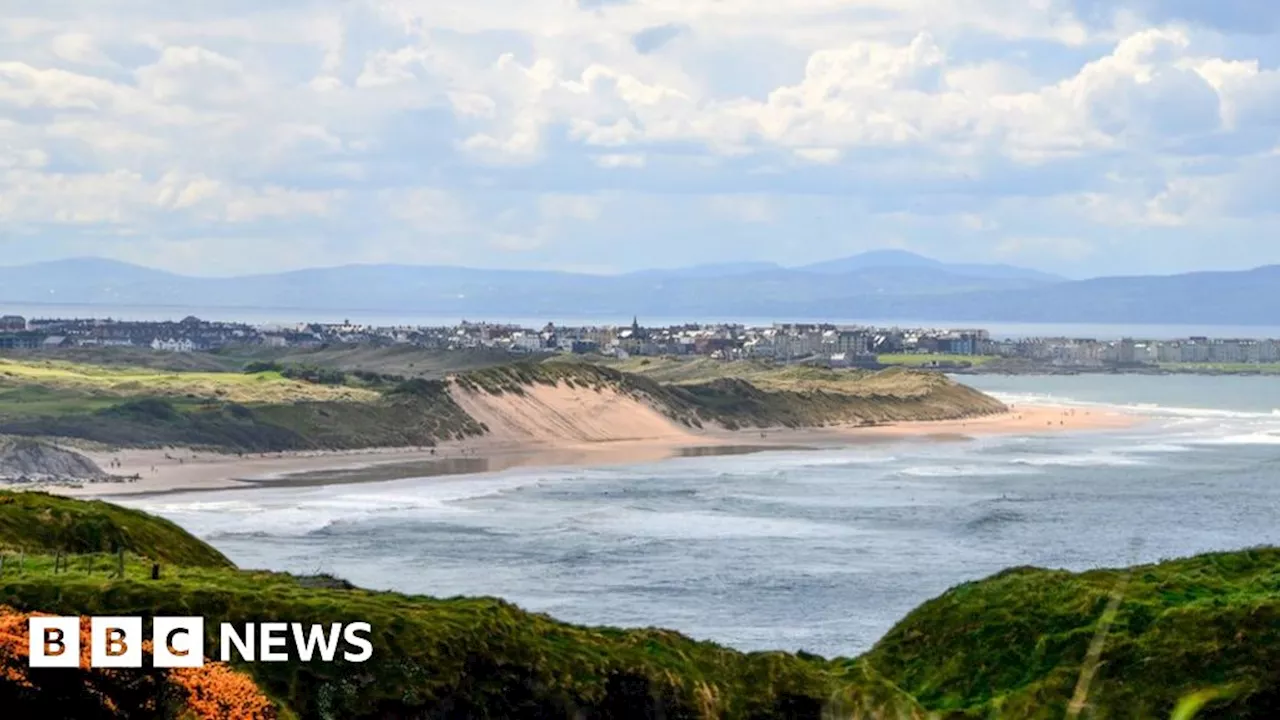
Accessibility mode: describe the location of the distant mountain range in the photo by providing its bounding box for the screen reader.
[0,251,1275,326]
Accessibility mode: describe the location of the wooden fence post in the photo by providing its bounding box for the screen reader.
[151,563,160,580]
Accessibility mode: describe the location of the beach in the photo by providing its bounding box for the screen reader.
[61,403,1139,497]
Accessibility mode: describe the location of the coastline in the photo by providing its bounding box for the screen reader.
[50,404,1140,498]
[949,364,1280,377]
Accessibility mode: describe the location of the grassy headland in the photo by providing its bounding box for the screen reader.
[864,547,1280,718]
[0,492,1275,719]
[0,352,1006,452]
[0,491,232,567]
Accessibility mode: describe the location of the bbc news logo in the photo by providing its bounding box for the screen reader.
[28,617,373,668]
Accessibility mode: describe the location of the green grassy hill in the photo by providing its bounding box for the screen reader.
[864,548,1280,719]
[0,493,1275,719]
[0,491,231,568]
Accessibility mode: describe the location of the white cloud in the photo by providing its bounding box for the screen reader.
[0,168,340,226]
[50,33,115,66]
[134,46,249,105]
[793,148,842,164]
[0,0,1278,275]
[592,152,645,168]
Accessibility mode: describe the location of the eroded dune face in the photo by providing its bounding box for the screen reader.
[0,440,108,482]
[448,381,695,445]
[445,364,1009,447]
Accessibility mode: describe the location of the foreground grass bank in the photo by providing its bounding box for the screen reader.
[0,550,916,719]
[0,491,1276,719]
[865,547,1280,718]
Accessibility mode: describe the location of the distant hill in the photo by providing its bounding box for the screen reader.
[797,249,1064,283]
[0,255,1275,325]
[0,255,1056,316]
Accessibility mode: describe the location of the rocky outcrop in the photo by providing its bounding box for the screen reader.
[0,439,113,485]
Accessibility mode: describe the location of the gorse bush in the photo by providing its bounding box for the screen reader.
[0,606,277,719]
[279,365,347,386]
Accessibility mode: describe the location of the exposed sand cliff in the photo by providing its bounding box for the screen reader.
[444,368,1009,448]
[448,382,698,445]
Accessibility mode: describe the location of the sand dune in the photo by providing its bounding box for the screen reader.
[448,382,698,445]
[42,376,1140,498]
[53,402,1141,498]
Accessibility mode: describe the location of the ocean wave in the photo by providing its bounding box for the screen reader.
[964,508,1027,531]
[898,465,1038,478]
[127,472,560,538]
[1125,442,1192,454]
[573,508,861,540]
[1011,453,1149,468]
[699,451,902,473]
[1191,432,1280,446]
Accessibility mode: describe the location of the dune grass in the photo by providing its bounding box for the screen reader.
[0,358,379,406]
[873,354,993,368]
[0,354,1007,450]
[595,356,972,396]
[467,359,1007,430]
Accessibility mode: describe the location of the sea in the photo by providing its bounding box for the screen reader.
[119,374,1280,658]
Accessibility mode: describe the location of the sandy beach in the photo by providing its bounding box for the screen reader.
[56,402,1140,497]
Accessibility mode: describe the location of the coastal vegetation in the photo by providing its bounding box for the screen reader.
[0,493,1274,719]
[0,356,379,406]
[0,490,232,568]
[871,354,995,368]
[0,355,1004,452]
[1156,362,1280,375]
[0,605,278,719]
[448,358,1003,430]
[865,547,1280,718]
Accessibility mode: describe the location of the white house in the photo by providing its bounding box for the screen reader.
[151,338,195,353]
[509,333,543,353]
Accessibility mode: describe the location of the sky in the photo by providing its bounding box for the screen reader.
[1,1,1278,279]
